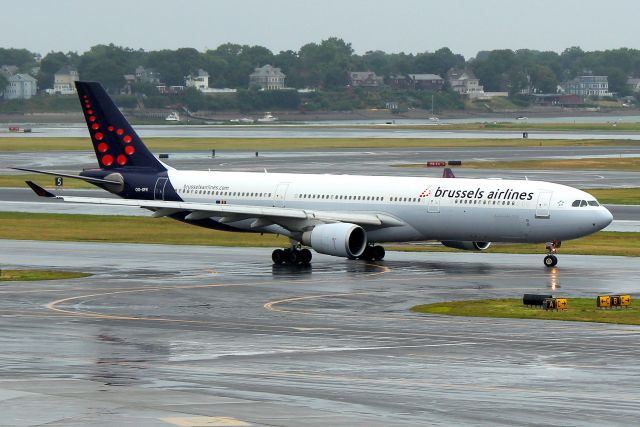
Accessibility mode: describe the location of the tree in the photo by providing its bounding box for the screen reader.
[38,51,78,90]
[0,74,8,93]
[529,64,558,93]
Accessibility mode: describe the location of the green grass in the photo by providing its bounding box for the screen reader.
[584,187,640,205]
[389,231,640,257]
[411,298,640,325]
[0,212,288,247]
[0,137,637,152]
[0,174,93,189]
[0,212,636,256]
[0,269,90,281]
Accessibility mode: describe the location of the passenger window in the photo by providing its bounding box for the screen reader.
[580,200,588,207]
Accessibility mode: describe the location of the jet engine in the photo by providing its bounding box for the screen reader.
[441,241,491,251]
[302,223,367,258]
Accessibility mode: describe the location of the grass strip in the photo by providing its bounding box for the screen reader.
[0,269,90,281]
[0,212,636,256]
[394,157,640,172]
[0,137,637,152]
[0,212,288,247]
[411,298,640,325]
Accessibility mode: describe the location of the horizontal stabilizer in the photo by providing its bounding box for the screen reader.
[442,168,456,178]
[12,167,121,185]
[25,181,56,198]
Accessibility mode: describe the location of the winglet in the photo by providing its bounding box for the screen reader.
[26,181,56,198]
[442,168,456,178]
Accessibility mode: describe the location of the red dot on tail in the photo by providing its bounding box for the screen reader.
[87,109,93,115]
[91,123,99,130]
[107,125,114,132]
[97,142,108,153]
[102,154,113,166]
[94,132,104,141]
[89,115,96,122]
[116,155,127,166]
[123,135,132,143]
[85,104,91,109]
[116,128,124,135]
[124,145,135,155]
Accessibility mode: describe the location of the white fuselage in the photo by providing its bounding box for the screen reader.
[165,170,613,244]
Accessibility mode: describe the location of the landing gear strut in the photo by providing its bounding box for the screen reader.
[358,244,386,261]
[272,247,312,266]
[543,240,561,267]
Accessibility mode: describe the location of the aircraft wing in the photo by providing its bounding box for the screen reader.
[26,182,405,230]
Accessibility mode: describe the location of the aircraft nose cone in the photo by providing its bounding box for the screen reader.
[595,207,614,231]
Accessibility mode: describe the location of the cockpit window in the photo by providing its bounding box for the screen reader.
[588,200,599,206]
[572,200,581,207]
[580,200,588,207]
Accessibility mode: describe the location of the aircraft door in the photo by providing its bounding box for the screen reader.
[273,182,290,207]
[154,177,168,200]
[427,196,440,213]
[535,191,553,218]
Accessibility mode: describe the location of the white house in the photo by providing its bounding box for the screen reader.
[4,74,37,99]
[185,69,210,91]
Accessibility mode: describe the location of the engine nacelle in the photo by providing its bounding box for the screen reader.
[441,241,491,251]
[302,223,367,258]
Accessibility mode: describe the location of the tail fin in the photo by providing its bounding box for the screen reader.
[442,168,456,178]
[75,81,166,172]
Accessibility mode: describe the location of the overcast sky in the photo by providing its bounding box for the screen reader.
[3,0,639,59]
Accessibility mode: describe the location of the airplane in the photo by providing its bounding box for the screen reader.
[18,81,613,268]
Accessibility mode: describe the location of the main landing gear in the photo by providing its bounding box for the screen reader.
[543,240,561,267]
[272,247,312,266]
[358,245,386,262]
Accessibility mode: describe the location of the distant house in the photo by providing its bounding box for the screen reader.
[52,65,79,95]
[447,68,484,98]
[185,69,210,91]
[627,77,640,93]
[408,74,444,91]
[4,74,37,99]
[249,64,286,90]
[122,74,136,95]
[388,74,409,89]
[156,85,185,95]
[349,71,384,88]
[561,75,612,97]
[135,66,161,84]
[533,94,582,106]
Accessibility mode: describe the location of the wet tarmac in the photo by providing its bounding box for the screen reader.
[2,123,640,140]
[0,240,639,426]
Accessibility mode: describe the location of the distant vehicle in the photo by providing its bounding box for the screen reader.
[230,117,254,124]
[8,126,19,132]
[257,112,278,122]
[165,112,180,121]
[19,81,613,268]
[516,116,528,120]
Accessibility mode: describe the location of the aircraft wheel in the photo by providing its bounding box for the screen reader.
[287,249,300,265]
[372,245,386,261]
[272,249,285,265]
[359,245,375,261]
[544,255,558,267]
[299,248,312,265]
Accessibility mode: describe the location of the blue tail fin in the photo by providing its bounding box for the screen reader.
[75,81,166,172]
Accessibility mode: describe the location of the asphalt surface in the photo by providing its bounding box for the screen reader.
[2,145,640,187]
[1,240,639,426]
[2,123,640,140]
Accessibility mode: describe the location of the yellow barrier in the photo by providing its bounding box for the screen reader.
[621,295,631,307]
[555,298,568,311]
[597,296,611,308]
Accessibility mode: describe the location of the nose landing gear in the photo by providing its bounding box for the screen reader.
[543,240,561,267]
